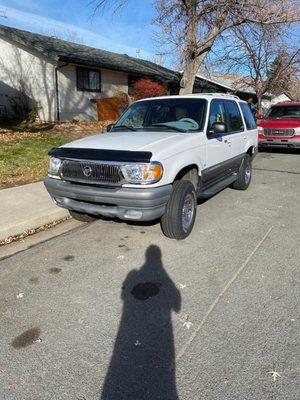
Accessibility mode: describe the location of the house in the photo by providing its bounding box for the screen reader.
[0,24,179,122]
[194,73,271,107]
[194,73,292,111]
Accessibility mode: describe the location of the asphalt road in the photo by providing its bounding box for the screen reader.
[0,150,299,400]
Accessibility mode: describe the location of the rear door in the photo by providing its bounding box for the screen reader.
[224,100,245,158]
[203,99,232,185]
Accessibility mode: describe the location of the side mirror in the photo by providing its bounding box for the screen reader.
[106,123,114,132]
[257,113,263,120]
[208,122,227,136]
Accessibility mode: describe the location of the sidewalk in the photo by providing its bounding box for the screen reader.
[0,181,68,241]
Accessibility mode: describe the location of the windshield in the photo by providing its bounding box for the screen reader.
[266,105,300,119]
[113,98,207,132]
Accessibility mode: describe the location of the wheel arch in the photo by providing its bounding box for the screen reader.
[173,164,199,189]
[246,146,254,158]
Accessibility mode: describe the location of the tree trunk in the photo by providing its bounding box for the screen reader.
[179,0,198,95]
[179,59,199,94]
[256,94,263,114]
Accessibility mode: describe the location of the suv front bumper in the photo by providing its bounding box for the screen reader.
[259,138,300,148]
[44,177,172,221]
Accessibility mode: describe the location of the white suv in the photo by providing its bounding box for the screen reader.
[45,94,258,239]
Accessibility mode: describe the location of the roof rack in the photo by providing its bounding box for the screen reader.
[187,93,241,100]
[201,93,241,100]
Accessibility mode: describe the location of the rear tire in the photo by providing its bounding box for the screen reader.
[232,154,252,190]
[161,180,197,240]
[69,210,96,222]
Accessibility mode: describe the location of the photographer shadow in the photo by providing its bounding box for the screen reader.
[101,245,181,400]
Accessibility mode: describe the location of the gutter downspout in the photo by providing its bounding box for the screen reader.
[55,62,69,122]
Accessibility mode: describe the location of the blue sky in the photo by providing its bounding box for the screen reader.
[0,1,299,73]
[0,0,158,59]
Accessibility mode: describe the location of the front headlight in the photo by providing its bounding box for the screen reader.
[48,157,62,178]
[258,126,264,135]
[121,162,163,184]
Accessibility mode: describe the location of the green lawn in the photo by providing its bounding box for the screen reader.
[0,135,73,188]
[0,120,107,189]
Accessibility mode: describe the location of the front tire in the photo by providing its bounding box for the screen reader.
[69,210,96,222]
[232,154,252,190]
[161,180,197,240]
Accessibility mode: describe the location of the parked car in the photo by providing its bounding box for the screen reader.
[257,102,300,148]
[44,94,258,240]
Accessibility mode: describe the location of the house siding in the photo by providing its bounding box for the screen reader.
[58,64,128,121]
[0,38,129,122]
[0,37,57,121]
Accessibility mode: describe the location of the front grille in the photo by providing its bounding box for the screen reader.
[264,128,295,137]
[61,159,125,186]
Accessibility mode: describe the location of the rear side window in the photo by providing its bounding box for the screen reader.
[239,102,257,129]
[225,100,244,132]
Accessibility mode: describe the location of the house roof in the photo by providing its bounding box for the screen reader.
[0,24,180,83]
[196,73,258,95]
[195,73,274,98]
[272,101,300,106]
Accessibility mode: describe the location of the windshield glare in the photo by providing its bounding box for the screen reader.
[114,98,207,132]
[266,105,300,119]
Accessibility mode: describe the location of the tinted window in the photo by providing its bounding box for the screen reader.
[266,105,300,118]
[225,100,244,132]
[208,100,226,128]
[240,102,257,129]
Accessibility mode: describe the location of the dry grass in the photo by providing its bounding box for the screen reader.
[0,120,111,189]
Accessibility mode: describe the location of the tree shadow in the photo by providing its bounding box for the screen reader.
[100,245,181,400]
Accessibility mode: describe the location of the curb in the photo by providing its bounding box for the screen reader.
[0,208,69,242]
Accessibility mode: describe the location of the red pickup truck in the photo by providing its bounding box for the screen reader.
[257,102,300,148]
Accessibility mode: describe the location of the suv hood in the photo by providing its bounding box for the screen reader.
[258,118,300,129]
[62,130,196,159]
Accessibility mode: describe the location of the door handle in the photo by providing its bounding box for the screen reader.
[224,139,231,144]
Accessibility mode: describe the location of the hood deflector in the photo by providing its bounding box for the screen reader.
[49,147,152,163]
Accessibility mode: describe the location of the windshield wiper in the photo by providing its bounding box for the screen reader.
[151,123,188,133]
[112,125,137,131]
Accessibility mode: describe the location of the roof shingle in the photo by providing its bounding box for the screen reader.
[0,24,180,83]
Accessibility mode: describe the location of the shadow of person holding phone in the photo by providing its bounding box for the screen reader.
[101,245,181,400]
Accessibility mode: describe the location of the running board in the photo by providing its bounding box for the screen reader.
[198,174,237,198]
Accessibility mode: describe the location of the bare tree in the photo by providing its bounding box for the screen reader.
[268,50,300,97]
[47,28,84,44]
[219,24,299,112]
[151,52,166,66]
[91,0,300,94]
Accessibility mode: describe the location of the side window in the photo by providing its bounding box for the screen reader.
[239,103,257,129]
[225,100,244,132]
[208,100,226,129]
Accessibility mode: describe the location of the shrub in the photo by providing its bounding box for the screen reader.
[132,78,167,100]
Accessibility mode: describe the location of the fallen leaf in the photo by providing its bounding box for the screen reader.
[179,283,188,289]
[183,321,193,330]
[268,371,281,381]
[209,266,221,273]
[16,293,24,299]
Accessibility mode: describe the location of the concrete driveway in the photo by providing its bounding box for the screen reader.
[0,150,299,400]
